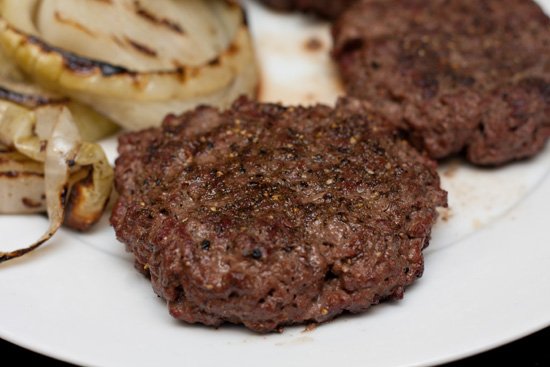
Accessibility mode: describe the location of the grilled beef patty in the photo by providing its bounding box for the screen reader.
[333,0,550,165]
[258,0,357,19]
[111,98,447,332]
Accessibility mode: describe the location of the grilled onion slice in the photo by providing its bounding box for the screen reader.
[0,103,114,263]
[0,0,259,131]
[0,46,119,142]
[0,149,45,214]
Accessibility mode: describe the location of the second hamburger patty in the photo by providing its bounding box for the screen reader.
[333,0,550,165]
[111,98,447,332]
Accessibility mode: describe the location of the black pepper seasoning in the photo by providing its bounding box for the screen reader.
[201,240,211,250]
[251,248,262,259]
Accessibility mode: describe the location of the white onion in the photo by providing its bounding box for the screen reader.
[0,0,259,130]
[0,105,114,263]
[0,46,119,141]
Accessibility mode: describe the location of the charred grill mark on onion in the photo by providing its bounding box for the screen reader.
[0,233,53,264]
[125,37,158,57]
[53,11,97,37]
[0,86,68,107]
[22,197,43,208]
[25,34,132,76]
[17,20,246,77]
[0,170,44,178]
[133,0,185,34]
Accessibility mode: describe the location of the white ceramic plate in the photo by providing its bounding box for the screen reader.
[1,1,550,366]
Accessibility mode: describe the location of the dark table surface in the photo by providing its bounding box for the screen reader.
[1,326,548,366]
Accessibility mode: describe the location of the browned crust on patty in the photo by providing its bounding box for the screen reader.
[111,97,447,332]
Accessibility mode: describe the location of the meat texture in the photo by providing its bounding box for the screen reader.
[111,98,447,332]
[333,0,550,165]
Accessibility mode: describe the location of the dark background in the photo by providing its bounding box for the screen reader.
[1,326,548,366]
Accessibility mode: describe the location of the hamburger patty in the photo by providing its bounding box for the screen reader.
[111,98,447,332]
[333,0,550,165]
[258,0,357,19]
